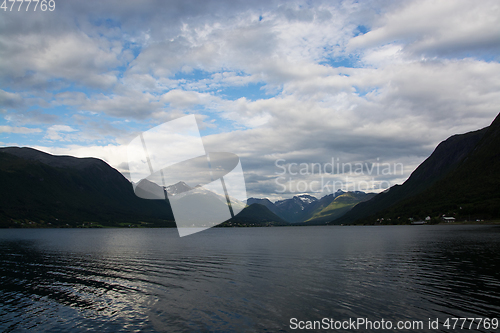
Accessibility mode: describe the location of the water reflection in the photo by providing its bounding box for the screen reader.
[0,226,499,332]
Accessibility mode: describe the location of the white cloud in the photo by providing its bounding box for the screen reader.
[0,90,24,109]
[5,110,58,125]
[45,125,78,141]
[161,90,205,108]
[32,143,130,174]
[53,90,164,120]
[348,0,500,59]
[0,126,42,134]
[0,31,121,90]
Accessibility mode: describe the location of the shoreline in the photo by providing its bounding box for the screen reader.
[2,220,500,229]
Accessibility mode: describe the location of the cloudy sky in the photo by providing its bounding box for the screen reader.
[1,0,499,200]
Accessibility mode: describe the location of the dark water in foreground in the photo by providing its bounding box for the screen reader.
[0,225,499,332]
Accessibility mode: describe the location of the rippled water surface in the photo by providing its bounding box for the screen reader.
[1,225,499,332]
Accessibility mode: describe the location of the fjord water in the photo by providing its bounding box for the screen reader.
[1,226,499,332]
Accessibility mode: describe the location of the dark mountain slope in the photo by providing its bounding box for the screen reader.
[0,147,175,227]
[368,113,500,222]
[332,125,489,225]
[221,203,288,226]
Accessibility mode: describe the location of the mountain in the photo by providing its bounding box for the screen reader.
[246,198,281,216]
[0,147,175,228]
[134,179,166,200]
[247,195,317,223]
[370,112,500,223]
[273,194,319,222]
[334,112,500,224]
[247,189,347,223]
[304,192,377,224]
[165,181,193,196]
[165,182,247,227]
[220,203,288,226]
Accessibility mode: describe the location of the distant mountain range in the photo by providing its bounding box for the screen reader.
[334,112,500,224]
[140,179,372,225]
[246,189,375,224]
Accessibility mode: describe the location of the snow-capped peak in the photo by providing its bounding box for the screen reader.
[165,181,193,196]
[296,194,318,205]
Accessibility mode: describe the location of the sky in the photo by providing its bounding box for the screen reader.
[1,0,499,200]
